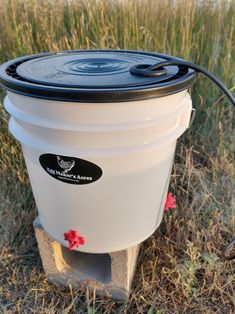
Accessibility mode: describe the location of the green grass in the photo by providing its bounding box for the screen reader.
[0,0,234,313]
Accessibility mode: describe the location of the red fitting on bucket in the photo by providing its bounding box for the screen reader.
[64,229,86,250]
[164,193,176,212]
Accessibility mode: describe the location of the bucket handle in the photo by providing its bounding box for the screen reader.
[188,108,196,129]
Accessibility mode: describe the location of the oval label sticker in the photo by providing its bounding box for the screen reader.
[39,154,102,185]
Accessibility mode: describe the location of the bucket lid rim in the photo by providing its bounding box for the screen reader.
[0,49,196,102]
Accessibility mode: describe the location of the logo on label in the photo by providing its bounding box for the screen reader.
[57,156,75,173]
[39,153,103,185]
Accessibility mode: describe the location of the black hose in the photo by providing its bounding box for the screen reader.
[138,60,235,260]
[148,60,235,107]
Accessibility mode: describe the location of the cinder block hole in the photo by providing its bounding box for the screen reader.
[61,246,112,284]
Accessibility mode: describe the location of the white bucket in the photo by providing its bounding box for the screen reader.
[0,50,195,253]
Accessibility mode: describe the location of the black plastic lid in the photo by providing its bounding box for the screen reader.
[0,50,196,102]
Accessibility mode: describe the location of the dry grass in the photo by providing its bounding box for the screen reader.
[0,0,235,313]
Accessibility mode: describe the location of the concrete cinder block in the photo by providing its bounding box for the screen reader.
[33,217,140,301]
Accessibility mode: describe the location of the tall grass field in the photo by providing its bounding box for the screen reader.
[0,0,234,313]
